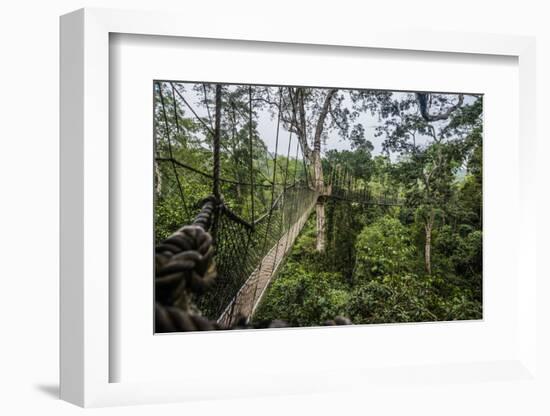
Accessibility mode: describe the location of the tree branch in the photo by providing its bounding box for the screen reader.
[171,82,215,136]
[416,93,464,122]
[288,88,311,160]
[313,89,337,154]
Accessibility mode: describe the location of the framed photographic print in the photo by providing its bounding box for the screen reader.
[60,7,540,409]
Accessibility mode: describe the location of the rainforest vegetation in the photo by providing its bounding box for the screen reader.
[154,82,483,328]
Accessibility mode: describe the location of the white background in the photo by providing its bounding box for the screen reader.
[1,0,549,415]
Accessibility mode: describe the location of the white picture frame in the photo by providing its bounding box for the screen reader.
[60,7,539,408]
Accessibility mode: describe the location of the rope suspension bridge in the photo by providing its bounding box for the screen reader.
[154,82,401,332]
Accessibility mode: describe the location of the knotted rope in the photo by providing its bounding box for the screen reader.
[155,196,219,331]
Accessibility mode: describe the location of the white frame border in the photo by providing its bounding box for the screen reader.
[60,7,537,407]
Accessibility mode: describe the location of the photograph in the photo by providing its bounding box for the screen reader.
[153,81,483,332]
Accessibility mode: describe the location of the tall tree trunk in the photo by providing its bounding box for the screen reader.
[235,180,241,198]
[313,150,326,252]
[424,212,434,275]
[154,160,162,196]
[288,87,336,252]
[316,200,326,252]
[312,90,336,252]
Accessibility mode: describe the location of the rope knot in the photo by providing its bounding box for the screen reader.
[155,224,217,304]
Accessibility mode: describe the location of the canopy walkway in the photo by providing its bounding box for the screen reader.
[217,192,316,327]
[154,82,401,331]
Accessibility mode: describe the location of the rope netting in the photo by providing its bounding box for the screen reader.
[323,163,402,206]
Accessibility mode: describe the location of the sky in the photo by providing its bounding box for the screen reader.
[173,82,473,159]
[254,99,381,156]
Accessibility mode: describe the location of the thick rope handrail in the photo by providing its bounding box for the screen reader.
[155,196,217,315]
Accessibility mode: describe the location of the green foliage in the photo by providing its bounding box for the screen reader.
[354,216,415,279]
[254,216,351,327]
[432,225,482,301]
[253,262,350,327]
[256,203,482,326]
[348,215,481,323]
[324,148,374,181]
[155,194,187,242]
[347,272,481,324]
[347,274,439,323]
[324,200,365,281]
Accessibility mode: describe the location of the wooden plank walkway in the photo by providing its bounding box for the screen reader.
[217,201,315,327]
